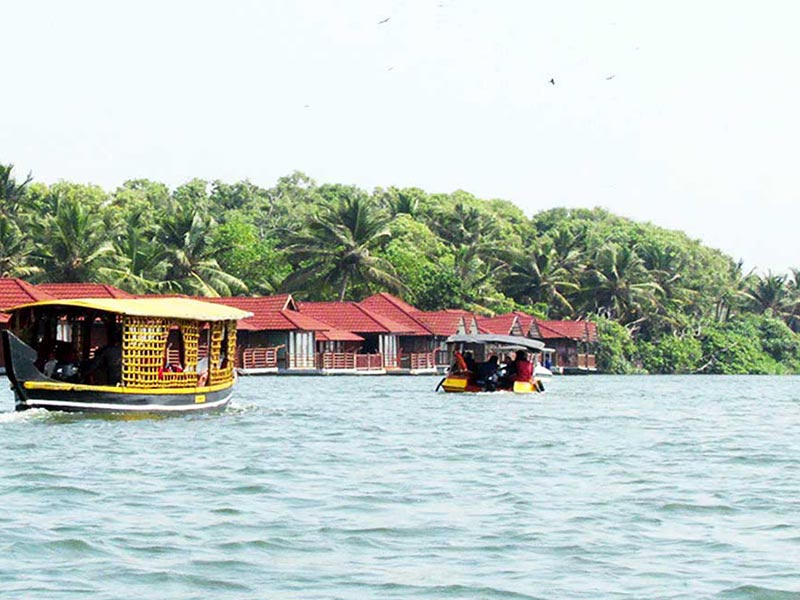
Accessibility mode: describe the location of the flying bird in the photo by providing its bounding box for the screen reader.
[605,75,616,80]
[549,78,555,85]
[377,17,391,24]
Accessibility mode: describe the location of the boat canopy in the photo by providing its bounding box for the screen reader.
[6,297,253,322]
[446,333,545,351]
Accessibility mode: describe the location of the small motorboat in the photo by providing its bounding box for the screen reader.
[2,297,252,414]
[437,333,547,394]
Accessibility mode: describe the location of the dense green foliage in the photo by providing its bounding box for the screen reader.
[1,163,798,373]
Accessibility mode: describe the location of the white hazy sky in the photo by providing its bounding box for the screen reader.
[2,0,798,272]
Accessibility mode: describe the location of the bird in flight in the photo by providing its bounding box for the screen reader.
[549,78,555,85]
[605,75,616,80]
[378,17,390,24]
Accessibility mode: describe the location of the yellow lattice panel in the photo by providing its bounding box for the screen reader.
[209,321,236,385]
[122,317,168,387]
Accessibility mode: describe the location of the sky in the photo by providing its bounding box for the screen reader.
[2,0,799,273]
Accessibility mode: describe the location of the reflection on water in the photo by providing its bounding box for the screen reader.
[1,375,800,599]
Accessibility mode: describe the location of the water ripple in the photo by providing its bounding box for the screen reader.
[1,375,800,598]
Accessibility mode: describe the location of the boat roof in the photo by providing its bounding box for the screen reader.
[446,333,546,351]
[5,297,253,322]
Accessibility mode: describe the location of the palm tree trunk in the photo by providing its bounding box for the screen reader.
[338,272,349,301]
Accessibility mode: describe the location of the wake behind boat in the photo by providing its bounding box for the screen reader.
[2,297,252,414]
[438,333,547,394]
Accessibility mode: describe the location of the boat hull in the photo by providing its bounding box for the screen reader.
[440,374,544,394]
[14,383,233,414]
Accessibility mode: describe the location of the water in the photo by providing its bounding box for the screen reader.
[1,375,799,599]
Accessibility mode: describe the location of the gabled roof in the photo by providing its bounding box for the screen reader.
[205,295,329,332]
[36,282,134,299]
[410,310,468,337]
[0,278,56,324]
[477,313,523,336]
[0,278,55,310]
[358,293,432,336]
[532,319,598,343]
[299,301,414,334]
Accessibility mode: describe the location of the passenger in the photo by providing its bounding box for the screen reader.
[450,351,469,373]
[463,350,476,373]
[512,349,534,382]
[50,341,80,382]
[475,355,500,391]
[503,353,516,383]
[85,330,123,385]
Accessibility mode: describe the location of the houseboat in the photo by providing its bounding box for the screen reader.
[438,333,546,393]
[2,297,252,413]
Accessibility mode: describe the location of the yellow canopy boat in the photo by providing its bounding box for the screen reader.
[2,297,252,414]
[438,333,547,394]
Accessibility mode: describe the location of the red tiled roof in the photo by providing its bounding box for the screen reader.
[358,293,432,336]
[0,278,55,311]
[206,296,329,331]
[534,319,598,342]
[299,301,414,334]
[0,278,56,322]
[316,328,365,342]
[36,283,134,299]
[477,314,520,335]
[410,310,467,337]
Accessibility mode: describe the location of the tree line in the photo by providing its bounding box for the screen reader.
[1,163,798,374]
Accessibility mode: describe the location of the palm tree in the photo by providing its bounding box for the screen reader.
[585,243,663,327]
[282,189,402,300]
[380,187,424,218]
[787,268,800,332]
[106,211,170,293]
[505,240,579,315]
[0,163,33,218]
[429,202,506,279]
[0,214,40,278]
[746,271,794,321]
[713,259,754,323]
[32,192,116,282]
[157,206,247,297]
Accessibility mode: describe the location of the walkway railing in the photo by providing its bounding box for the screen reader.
[317,352,384,371]
[241,347,279,370]
[398,351,435,370]
[577,353,597,369]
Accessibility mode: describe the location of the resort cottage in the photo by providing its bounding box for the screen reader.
[358,293,438,373]
[298,301,413,373]
[207,295,330,373]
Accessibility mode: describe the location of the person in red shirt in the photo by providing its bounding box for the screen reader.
[512,349,533,382]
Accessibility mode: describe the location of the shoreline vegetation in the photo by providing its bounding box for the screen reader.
[1,163,798,375]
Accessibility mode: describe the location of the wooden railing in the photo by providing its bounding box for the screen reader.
[398,351,435,370]
[241,347,279,370]
[317,352,384,371]
[355,353,383,370]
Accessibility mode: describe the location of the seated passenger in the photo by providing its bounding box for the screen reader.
[463,350,476,373]
[475,355,500,391]
[512,349,533,382]
[85,331,122,385]
[450,351,469,374]
[49,341,81,382]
